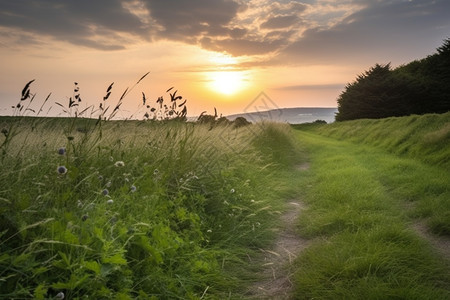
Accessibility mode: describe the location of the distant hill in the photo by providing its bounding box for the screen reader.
[227,107,337,124]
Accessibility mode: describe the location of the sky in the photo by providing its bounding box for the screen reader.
[0,0,449,118]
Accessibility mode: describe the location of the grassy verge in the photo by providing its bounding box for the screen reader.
[291,128,449,299]
[0,117,302,299]
[300,112,450,170]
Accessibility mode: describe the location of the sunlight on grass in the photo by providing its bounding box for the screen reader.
[0,115,302,299]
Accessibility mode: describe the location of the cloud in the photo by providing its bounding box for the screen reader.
[0,0,146,50]
[273,83,346,91]
[0,0,448,65]
[260,15,300,29]
[142,0,241,40]
[201,37,285,56]
[279,0,450,65]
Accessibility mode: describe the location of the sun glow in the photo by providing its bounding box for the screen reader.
[208,71,247,95]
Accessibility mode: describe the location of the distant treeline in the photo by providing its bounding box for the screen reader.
[336,38,450,121]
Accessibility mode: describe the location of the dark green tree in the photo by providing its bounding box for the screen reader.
[336,39,450,121]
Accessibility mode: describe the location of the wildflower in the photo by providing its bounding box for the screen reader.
[106,199,114,205]
[56,292,65,299]
[57,166,67,175]
[153,169,159,175]
[77,200,83,208]
[207,229,212,233]
[109,156,114,162]
[230,188,235,193]
[106,181,112,187]
[57,147,66,155]
[102,189,109,196]
[98,175,103,181]
[81,215,88,221]
[130,185,137,193]
[114,161,125,167]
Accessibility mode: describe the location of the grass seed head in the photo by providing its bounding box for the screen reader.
[106,199,114,204]
[130,185,137,193]
[102,189,109,196]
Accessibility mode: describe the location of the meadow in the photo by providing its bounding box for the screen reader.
[0,112,304,299]
[291,113,450,299]
[1,78,449,299]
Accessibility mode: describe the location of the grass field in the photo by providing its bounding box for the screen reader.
[0,116,302,299]
[1,111,449,299]
[291,113,450,299]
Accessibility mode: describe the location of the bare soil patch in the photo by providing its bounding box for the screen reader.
[411,221,450,261]
[247,163,311,299]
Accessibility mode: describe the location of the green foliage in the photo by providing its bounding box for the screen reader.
[0,115,299,299]
[336,38,450,121]
[196,109,251,128]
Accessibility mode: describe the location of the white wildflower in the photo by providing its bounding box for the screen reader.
[114,161,125,167]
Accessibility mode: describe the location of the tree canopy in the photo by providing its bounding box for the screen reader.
[335,39,450,121]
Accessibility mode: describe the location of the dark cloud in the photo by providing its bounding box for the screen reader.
[280,0,450,65]
[0,0,146,50]
[0,0,448,63]
[201,37,285,56]
[142,0,241,41]
[260,15,300,29]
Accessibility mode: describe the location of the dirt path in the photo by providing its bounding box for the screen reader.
[247,163,311,299]
[411,222,450,261]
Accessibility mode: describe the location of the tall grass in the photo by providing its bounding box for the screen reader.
[0,81,303,298]
[0,116,301,299]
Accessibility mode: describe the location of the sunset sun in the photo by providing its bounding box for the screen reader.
[208,71,247,95]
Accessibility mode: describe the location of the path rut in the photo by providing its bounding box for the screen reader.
[247,163,310,299]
